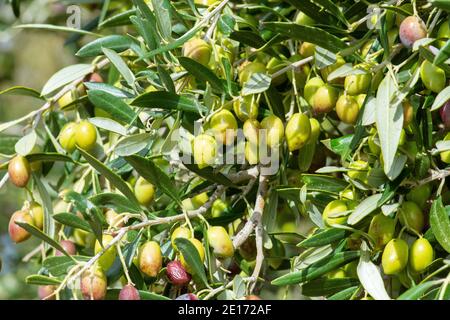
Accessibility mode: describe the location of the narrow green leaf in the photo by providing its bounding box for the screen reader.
[76,35,139,57]
[15,222,69,256]
[178,57,225,94]
[0,86,43,99]
[125,155,181,204]
[174,238,208,286]
[53,213,92,232]
[299,229,347,248]
[26,275,62,286]
[302,278,359,297]
[89,193,141,213]
[42,64,93,96]
[131,91,206,114]
[430,197,450,253]
[102,47,135,87]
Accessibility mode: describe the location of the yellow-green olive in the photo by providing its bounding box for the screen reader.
[260,115,285,148]
[304,77,325,106]
[207,226,234,258]
[192,134,218,169]
[238,61,267,85]
[347,160,369,183]
[8,155,31,188]
[344,73,372,96]
[322,200,348,226]
[437,20,450,48]
[420,60,446,93]
[285,113,311,152]
[233,95,258,122]
[8,210,34,243]
[59,122,77,153]
[94,234,117,271]
[29,202,44,230]
[399,201,425,234]
[75,121,97,151]
[210,109,238,145]
[295,11,315,26]
[183,38,211,66]
[211,199,228,218]
[243,119,260,144]
[134,177,155,206]
[320,55,345,84]
[299,42,316,57]
[368,134,381,155]
[335,94,359,124]
[368,213,396,249]
[327,268,346,279]
[409,238,434,273]
[382,238,409,275]
[245,141,259,165]
[267,57,287,86]
[138,241,163,277]
[440,132,450,163]
[171,226,192,250]
[312,84,339,114]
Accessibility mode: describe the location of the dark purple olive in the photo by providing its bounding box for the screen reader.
[440,101,450,129]
[166,261,191,286]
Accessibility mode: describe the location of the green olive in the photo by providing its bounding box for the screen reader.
[299,42,316,58]
[180,238,205,274]
[382,238,409,275]
[327,268,346,279]
[57,91,75,109]
[267,57,287,86]
[94,234,117,271]
[320,55,345,84]
[399,201,425,234]
[209,109,238,145]
[260,115,285,148]
[245,141,259,165]
[347,160,369,183]
[8,210,34,243]
[304,77,325,106]
[59,122,77,153]
[183,38,211,66]
[171,226,192,250]
[441,132,450,163]
[420,60,446,93]
[8,155,31,188]
[406,183,431,210]
[285,113,311,152]
[437,20,450,48]
[233,95,258,122]
[80,264,107,300]
[73,228,96,248]
[134,177,155,206]
[312,84,339,114]
[409,238,434,273]
[211,199,228,218]
[238,61,267,85]
[335,94,359,124]
[287,54,310,88]
[192,134,218,169]
[322,200,348,226]
[75,120,97,151]
[343,260,358,278]
[207,226,234,258]
[368,134,381,155]
[243,119,260,144]
[29,202,44,230]
[295,11,315,26]
[344,72,372,96]
[368,213,396,249]
[138,241,163,277]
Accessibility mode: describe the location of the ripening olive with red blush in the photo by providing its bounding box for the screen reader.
[55,240,77,256]
[166,260,191,286]
[119,284,141,300]
[399,16,427,48]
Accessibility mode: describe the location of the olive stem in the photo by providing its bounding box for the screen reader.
[22,244,43,262]
[270,56,313,80]
[116,243,133,286]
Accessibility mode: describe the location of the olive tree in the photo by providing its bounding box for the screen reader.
[2,0,450,300]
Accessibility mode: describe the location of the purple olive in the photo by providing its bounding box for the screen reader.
[166,261,191,286]
[118,284,140,300]
[440,100,450,129]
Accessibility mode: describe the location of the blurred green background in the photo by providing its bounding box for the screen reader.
[0,1,92,299]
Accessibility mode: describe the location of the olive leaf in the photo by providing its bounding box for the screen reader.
[430,197,450,253]
[174,238,208,287]
[26,275,62,286]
